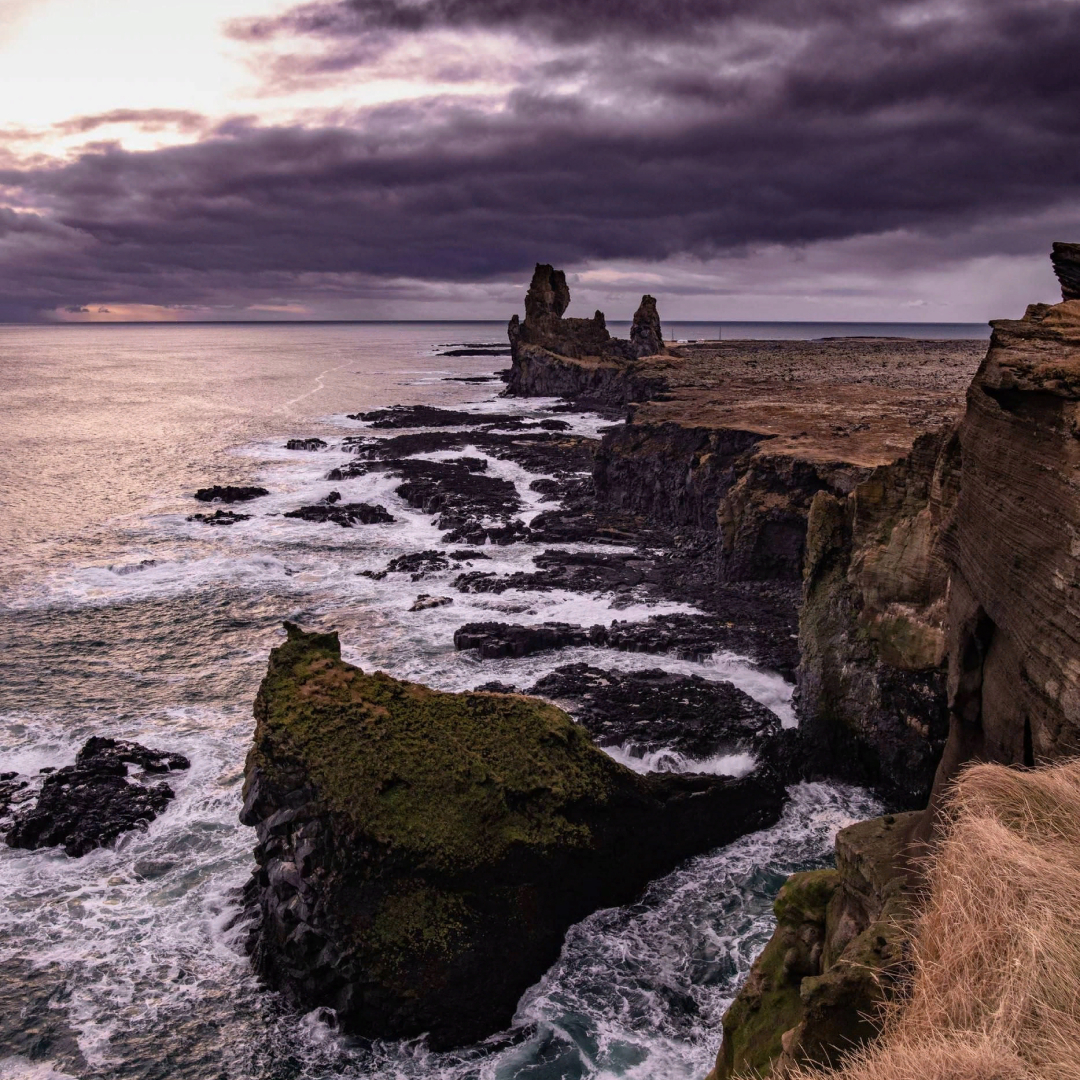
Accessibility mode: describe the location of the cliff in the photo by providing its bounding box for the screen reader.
[797,427,959,808]
[777,760,1080,1080]
[930,296,1080,802]
[709,812,917,1079]
[241,623,785,1048]
[711,248,1080,1078]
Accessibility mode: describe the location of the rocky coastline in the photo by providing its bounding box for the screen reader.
[232,254,1080,1074]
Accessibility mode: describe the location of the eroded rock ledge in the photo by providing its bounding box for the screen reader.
[241,623,785,1048]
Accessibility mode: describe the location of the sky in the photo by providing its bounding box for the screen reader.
[0,0,1078,323]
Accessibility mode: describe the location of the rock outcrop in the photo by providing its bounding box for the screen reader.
[796,428,958,808]
[1051,241,1080,301]
[504,264,670,404]
[5,737,190,857]
[930,296,1080,803]
[241,623,785,1049]
[710,812,917,1080]
[629,294,665,358]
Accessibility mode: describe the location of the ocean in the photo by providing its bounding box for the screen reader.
[0,320,934,1079]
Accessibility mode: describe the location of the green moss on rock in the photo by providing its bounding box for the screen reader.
[248,622,626,873]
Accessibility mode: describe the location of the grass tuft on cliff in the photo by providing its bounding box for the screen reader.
[247,622,629,872]
[785,758,1080,1080]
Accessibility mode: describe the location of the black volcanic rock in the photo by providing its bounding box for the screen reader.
[1051,241,1080,301]
[6,738,190,858]
[350,404,525,428]
[194,485,269,503]
[284,502,394,526]
[240,624,785,1048]
[187,509,251,525]
[526,664,779,762]
[285,438,328,451]
[453,621,605,658]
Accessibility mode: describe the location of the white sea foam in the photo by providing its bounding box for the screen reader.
[602,744,758,777]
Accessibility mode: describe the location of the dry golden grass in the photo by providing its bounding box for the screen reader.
[787,758,1080,1080]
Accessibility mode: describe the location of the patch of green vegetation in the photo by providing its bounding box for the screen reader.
[251,623,629,873]
[370,882,471,972]
[716,929,804,1079]
[774,869,841,925]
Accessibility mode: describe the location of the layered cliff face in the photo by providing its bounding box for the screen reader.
[931,297,1080,801]
[242,623,785,1049]
[797,428,959,807]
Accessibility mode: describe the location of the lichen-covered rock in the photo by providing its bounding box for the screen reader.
[710,812,917,1080]
[241,623,786,1049]
[797,428,958,808]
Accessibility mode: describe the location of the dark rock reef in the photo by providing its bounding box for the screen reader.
[240,623,785,1049]
[194,485,269,503]
[5,737,189,858]
[284,501,394,527]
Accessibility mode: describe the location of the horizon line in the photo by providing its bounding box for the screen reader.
[2,317,991,328]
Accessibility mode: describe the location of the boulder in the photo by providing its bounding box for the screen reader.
[240,623,786,1048]
[285,438,328,451]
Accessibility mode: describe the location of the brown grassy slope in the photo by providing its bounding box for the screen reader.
[783,759,1080,1080]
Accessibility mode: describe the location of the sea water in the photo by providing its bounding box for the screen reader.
[0,322,886,1079]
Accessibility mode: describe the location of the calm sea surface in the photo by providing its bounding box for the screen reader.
[0,321,931,1079]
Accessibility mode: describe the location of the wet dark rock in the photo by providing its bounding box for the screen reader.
[455,611,798,678]
[362,550,451,581]
[454,622,605,658]
[342,429,595,477]
[326,490,342,504]
[439,348,511,357]
[6,737,189,858]
[351,405,523,428]
[538,419,571,431]
[526,665,779,762]
[454,550,657,597]
[1051,241,1080,301]
[241,624,786,1047]
[393,459,520,521]
[285,438,328,451]
[441,519,530,546]
[450,548,489,561]
[284,502,394,527]
[193,485,269,503]
[187,509,251,526]
[77,736,190,773]
[409,594,453,611]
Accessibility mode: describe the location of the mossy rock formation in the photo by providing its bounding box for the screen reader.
[241,623,785,1048]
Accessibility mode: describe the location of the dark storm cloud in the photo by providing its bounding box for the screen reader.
[1,0,1079,318]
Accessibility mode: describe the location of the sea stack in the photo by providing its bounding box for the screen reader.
[241,623,784,1049]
